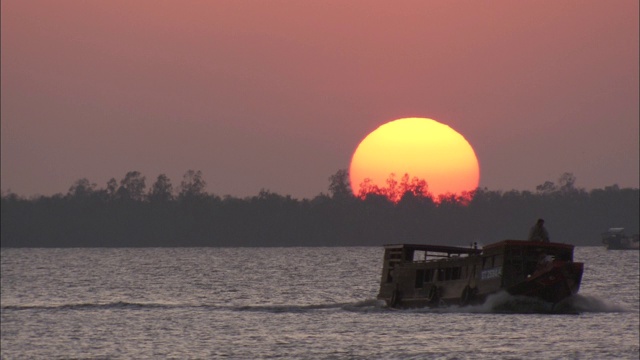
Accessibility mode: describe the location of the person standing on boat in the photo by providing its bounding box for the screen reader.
[528,219,550,242]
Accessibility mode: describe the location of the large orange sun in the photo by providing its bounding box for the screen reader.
[349,117,480,201]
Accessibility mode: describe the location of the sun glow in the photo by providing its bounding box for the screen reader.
[349,117,480,202]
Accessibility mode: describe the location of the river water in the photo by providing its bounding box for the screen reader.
[1,246,638,359]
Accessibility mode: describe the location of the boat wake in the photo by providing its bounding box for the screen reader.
[561,293,630,313]
[385,291,631,314]
[479,291,630,314]
[1,301,191,312]
[1,294,627,315]
[0,299,388,314]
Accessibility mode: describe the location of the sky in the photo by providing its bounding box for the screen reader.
[2,0,638,200]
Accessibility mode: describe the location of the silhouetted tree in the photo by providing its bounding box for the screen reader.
[605,184,620,192]
[67,178,96,198]
[116,171,146,201]
[357,178,381,200]
[558,172,577,193]
[384,173,401,202]
[106,178,118,200]
[179,170,207,200]
[149,174,174,202]
[357,173,432,203]
[536,181,556,194]
[400,174,429,198]
[328,169,353,201]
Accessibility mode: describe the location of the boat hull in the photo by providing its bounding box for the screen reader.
[605,239,640,250]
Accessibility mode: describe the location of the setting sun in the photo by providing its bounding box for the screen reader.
[349,117,480,202]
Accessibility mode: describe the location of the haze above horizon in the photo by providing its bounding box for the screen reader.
[2,1,638,199]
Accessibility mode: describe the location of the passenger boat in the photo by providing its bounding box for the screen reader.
[601,228,640,250]
[377,240,584,308]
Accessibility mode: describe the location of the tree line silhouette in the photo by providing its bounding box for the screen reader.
[1,170,638,247]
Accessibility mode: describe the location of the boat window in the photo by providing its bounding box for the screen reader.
[415,269,425,288]
[425,269,435,283]
[388,251,403,260]
[413,251,426,262]
[451,267,462,280]
[435,267,463,281]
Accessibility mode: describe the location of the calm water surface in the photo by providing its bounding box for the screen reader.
[1,246,638,359]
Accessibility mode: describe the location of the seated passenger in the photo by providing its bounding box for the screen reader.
[528,219,550,242]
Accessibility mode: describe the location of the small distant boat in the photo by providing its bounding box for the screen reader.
[377,240,584,308]
[601,228,640,250]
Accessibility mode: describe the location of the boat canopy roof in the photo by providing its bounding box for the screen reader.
[383,243,481,256]
[384,240,574,255]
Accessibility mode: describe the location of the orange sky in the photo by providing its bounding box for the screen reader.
[2,1,638,199]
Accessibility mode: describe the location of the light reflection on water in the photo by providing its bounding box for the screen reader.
[1,246,638,359]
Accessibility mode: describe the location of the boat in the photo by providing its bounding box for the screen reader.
[601,228,640,250]
[377,240,584,308]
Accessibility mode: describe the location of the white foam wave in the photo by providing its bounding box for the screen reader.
[372,291,631,314]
